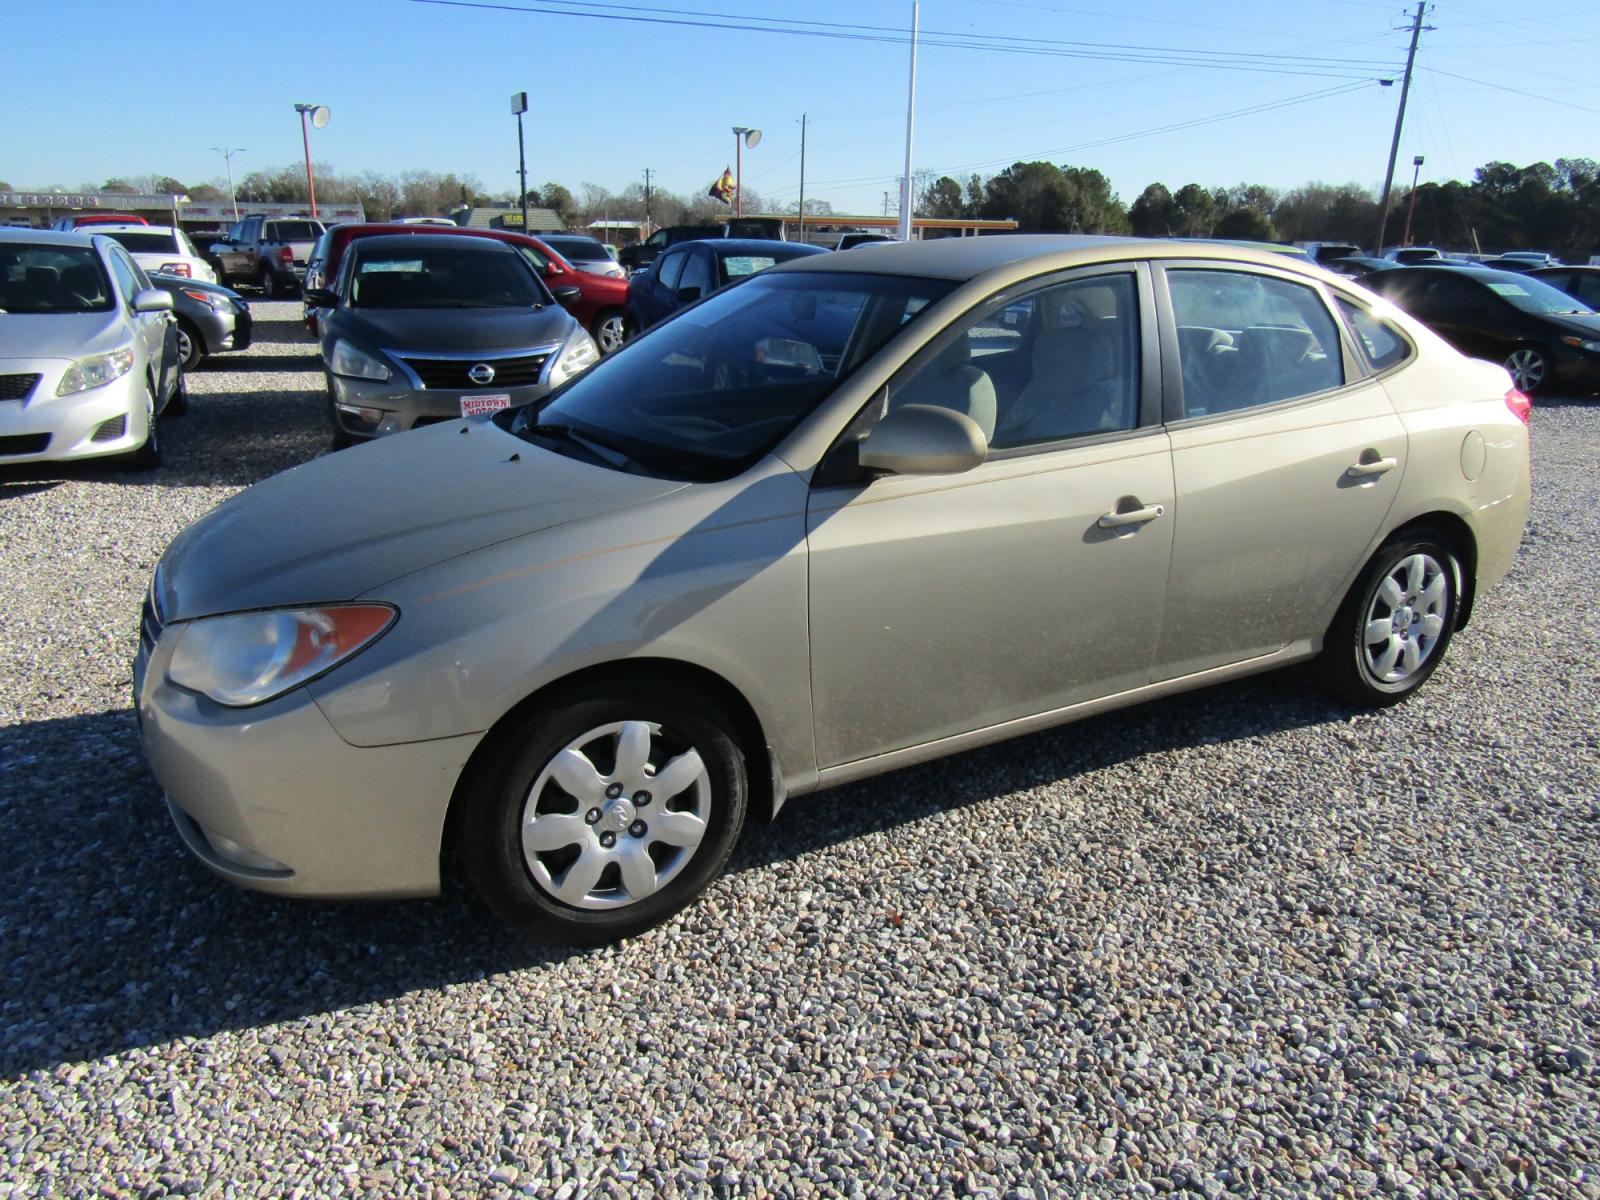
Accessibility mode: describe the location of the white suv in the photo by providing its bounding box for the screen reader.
[93,225,217,284]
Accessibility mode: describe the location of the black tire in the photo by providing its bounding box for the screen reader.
[175,318,205,372]
[166,369,189,417]
[591,309,627,355]
[1316,529,1460,708]
[454,677,748,944]
[259,265,276,297]
[120,380,162,470]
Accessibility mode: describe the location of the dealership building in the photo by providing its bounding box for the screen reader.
[1,190,365,231]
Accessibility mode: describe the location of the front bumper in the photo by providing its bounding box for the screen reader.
[327,372,556,440]
[134,625,480,899]
[195,303,253,355]
[1549,344,1600,391]
[0,358,151,463]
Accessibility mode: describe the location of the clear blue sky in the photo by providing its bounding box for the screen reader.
[5,0,1597,217]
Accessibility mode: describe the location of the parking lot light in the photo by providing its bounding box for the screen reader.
[292,103,331,219]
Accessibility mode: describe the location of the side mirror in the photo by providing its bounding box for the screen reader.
[552,286,582,307]
[676,286,702,303]
[132,288,174,314]
[303,287,339,308]
[857,404,988,477]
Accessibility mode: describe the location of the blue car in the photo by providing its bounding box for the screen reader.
[623,238,827,338]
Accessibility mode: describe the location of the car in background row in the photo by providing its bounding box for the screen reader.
[835,232,899,251]
[134,235,1531,943]
[212,216,326,295]
[617,224,723,273]
[305,233,595,444]
[541,234,627,280]
[1383,247,1444,265]
[0,228,183,468]
[50,213,148,231]
[148,273,252,371]
[1323,256,1394,279]
[1529,265,1600,310]
[95,224,217,283]
[624,238,827,337]
[301,223,629,355]
[1364,265,1600,393]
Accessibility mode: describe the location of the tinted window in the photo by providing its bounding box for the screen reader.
[349,245,544,309]
[1168,269,1343,416]
[656,250,687,292]
[546,237,607,262]
[1418,274,1489,310]
[515,244,551,272]
[1336,299,1411,372]
[101,231,181,255]
[887,272,1141,450]
[268,221,322,242]
[514,271,952,481]
[678,250,712,296]
[0,244,114,313]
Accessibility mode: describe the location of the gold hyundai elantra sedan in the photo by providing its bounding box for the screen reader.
[135,236,1531,943]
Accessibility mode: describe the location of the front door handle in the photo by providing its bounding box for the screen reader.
[1346,456,1398,479]
[1097,504,1164,529]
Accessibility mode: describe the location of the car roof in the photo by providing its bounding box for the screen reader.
[93,223,177,234]
[674,238,827,256]
[0,227,97,248]
[543,233,599,243]
[1376,264,1531,285]
[348,232,518,253]
[767,233,1324,283]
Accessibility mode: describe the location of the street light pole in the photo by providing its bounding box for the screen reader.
[212,147,245,222]
[292,103,330,218]
[797,113,807,240]
[1403,154,1425,247]
[731,127,761,218]
[511,92,530,230]
[898,0,920,242]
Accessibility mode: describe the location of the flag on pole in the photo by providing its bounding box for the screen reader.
[708,167,735,205]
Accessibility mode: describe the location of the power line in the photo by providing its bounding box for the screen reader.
[1424,66,1600,115]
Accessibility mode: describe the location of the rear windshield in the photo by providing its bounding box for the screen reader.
[0,245,115,313]
[349,245,545,309]
[268,221,322,242]
[101,231,179,255]
[547,237,608,262]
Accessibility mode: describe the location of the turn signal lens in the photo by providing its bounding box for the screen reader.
[167,604,396,707]
[1504,388,1532,425]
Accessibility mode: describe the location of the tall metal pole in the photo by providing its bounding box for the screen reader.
[1403,154,1425,246]
[897,0,919,242]
[643,168,653,232]
[518,111,529,231]
[1374,1,1427,255]
[798,113,807,240]
[735,130,743,218]
[299,108,318,219]
[213,148,244,222]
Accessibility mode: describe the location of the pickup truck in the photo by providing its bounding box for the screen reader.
[211,216,326,296]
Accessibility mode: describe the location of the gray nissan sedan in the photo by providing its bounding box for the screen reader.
[136,236,1531,943]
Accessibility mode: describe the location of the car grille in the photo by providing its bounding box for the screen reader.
[0,373,41,402]
[398,351,553,390]
[0,433,50,456]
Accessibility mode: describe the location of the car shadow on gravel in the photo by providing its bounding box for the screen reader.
[0,668,1345,1078]
[210,354,320,373]
[248,318,317,344]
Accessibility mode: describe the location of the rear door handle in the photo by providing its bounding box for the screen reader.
[1097,504,1165,529]
[1346,456,1398,479]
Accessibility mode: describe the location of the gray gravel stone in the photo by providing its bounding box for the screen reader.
[1,308,1597,1196]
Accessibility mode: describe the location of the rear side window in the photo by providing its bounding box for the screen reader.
[1168,269,1343,417]
[1336,299,1411,372]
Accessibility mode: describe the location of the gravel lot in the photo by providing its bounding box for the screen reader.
[2,302,1597,1198]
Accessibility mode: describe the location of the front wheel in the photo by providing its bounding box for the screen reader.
[455,679,748,944]
[1317,531,1459,707]
[592,309,627,355]
[1504,346,1548,394]
[119,380,162,470]
[175,318,205,372]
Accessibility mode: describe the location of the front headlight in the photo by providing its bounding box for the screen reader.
[548,329,600,385]
[1561,336,1600,354]
[167,604,396,707]
[56,346,136,396]
[182,288,234,313]
[330,339,392,382]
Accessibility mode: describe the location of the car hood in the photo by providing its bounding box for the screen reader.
[330,305,574,355]
[1543,311,1600,338]
[0,310,130,362]
[157,421,688,620]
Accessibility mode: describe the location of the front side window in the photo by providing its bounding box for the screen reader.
[511,271,953,480]
[656,250,687,292]
[1168,269,1343,417]
[106,248,144,304]
[0,244,114,313]
[883,272,1141,450]
[677,250,712,297]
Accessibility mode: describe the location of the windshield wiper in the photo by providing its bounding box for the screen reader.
[524,421,634,468]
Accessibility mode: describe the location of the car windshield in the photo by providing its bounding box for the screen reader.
[349,246,545,309]
[502,270,954,481]
[1485,275,1594,314]
[0,245,114,314]
[548,238,608,262]
[101,231,179,255]
[721,254,778,280]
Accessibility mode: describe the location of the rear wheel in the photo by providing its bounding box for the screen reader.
[175,318,205,372]
[1504,346,1548,394]
[259,265,276,297]
[1317,530,1459,707]
[454,678,748,944]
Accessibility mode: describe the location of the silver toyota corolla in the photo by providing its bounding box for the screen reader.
[1,227,182,468]
[135,236,1531,943]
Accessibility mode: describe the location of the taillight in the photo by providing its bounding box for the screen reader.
[277,246,294,267]
[162,262,191,277]
[1505,388,1532,425]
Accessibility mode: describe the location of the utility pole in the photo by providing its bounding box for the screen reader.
[883,191,891,217]
[212,147,245,222]
[1373,2,1430,255]
[797,113,807,240]
[898,0,920,242]
[643,168,653,233]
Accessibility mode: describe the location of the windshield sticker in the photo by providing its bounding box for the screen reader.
[362,260,424,274]
[1487,283,1531,298]
[723,256,777,278]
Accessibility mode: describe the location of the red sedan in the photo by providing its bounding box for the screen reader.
[304,223,630,353]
